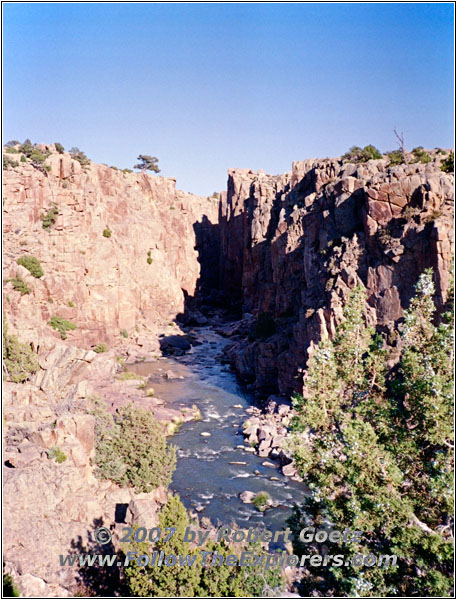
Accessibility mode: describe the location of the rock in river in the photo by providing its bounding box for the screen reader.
[239,491,256,504]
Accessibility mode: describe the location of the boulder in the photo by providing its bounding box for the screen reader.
[282,462,298,478]
[239,491,256,504]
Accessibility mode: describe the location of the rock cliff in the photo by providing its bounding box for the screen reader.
[3,146,219,351]
[219,152,454,395]
[2,144,454,595]
[2,145,219,596]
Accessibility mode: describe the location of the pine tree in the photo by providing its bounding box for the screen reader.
[124,495,201,596]
[124,495,285,597]
[134,155,160,173]
[288,273,454,596]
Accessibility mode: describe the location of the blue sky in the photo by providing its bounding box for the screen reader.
[3,3,454,195]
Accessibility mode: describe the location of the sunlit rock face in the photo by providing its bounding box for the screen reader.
[3,148,220,350]
[3,146,221,596]
[2,145,454,596]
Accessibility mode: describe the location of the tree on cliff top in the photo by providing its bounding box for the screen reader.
[342,144,382,163]
[134,154,160,173]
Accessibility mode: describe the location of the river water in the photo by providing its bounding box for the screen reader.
[131,327,307,539]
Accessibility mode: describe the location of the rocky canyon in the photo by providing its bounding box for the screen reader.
[2,143,454,596]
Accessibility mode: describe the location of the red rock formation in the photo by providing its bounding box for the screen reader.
[220,153,454,395]
[2,145,454,596]
[3,149,219,349]
[3,147,220,596]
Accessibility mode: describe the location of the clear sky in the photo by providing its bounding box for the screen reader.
[3,3,454,196]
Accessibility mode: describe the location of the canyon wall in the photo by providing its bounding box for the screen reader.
[219,154,454,395]
[2,144,454,595]
[3,148,219,351]
[2,147,219,596]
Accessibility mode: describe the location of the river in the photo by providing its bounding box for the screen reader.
[130,326,307,542]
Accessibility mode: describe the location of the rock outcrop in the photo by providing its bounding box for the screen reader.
[3,146,219,350]
[3,344,171,596]
[2,146,220,596]
[220,152,454,395]
[2,144,454,595]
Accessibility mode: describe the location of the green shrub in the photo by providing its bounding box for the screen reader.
[147,250,152,264]
[54,142,65,153]
[69,147,90,167]
[5,147,18,154]
[424,209,443,223]
[92,402,176,492]
[93,343,108,353]
[16,255,44,278]
[3,318,39,383]
[29,149,47,164]
[120,329,129,338]
[20,155,26,163]
[3,156,19,170]
[68,301,74,307]
[3,571,20,597]
[122,168,133,174]
[252,491,271,511]
[441,151,454,173]
[387,149,404,165]
[47,446,67,464]
[103,226,112,238]
[117,371,142,381]
[48,315,76,339]
[18,140,34,157]
[342,144,382,163]
[9,276,31,295]
[41,203,59,230]
[124,494,285,597]
[124,495,201,596]
[412,146,431,164]
[17,144,51,172]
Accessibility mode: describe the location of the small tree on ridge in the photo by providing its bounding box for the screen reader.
[134,154,160,173]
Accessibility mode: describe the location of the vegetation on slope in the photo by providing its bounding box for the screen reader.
[91,400,176,492]
[124,494,284,597]
[441,150,454,173]
[342,145,382,163]
[48,315,77,339]
[288,270,454,597]
[16,255,44,278]
[3,318,39,383]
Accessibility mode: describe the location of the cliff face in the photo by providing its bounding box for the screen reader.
[2,145,454,596]
[3,149,219,350]
[2,147,219,596]
[220,154,454,395]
